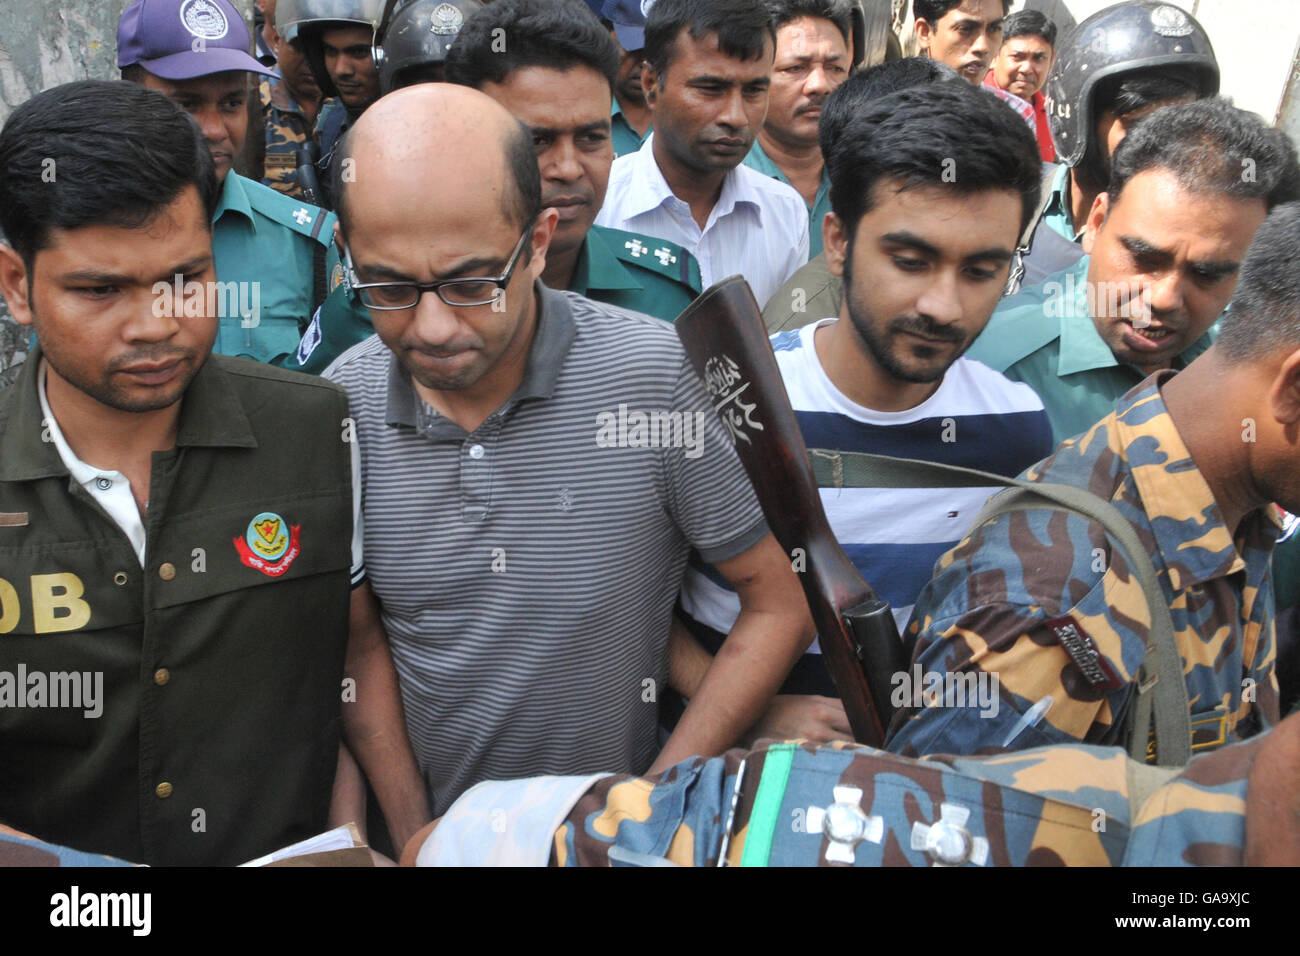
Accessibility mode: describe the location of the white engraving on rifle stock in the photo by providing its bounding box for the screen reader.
[702,355,764,445]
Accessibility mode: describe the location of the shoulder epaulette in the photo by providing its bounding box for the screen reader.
[599,225,701,291]
[242,177,334,245]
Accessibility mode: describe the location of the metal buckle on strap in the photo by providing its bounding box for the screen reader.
[1137,666,1159,694]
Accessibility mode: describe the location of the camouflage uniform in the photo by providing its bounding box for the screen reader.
[259,74,318,201]
[14,719,1291,868]
[417,718,1293,866]
[886,373,1281,762]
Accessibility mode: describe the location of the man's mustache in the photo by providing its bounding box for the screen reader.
[890,315,967,342]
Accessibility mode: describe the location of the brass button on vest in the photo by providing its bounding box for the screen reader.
[155,782,173,799]
[154,668,170,686]
[158,563,176,581]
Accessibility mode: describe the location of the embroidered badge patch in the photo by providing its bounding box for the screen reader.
[1043,615,1124,690]
[234,512,301,577]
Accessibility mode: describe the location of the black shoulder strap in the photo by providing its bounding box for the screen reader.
[308,244,327,332]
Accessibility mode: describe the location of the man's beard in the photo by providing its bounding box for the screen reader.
[43,345,204,413]
[842,255,969,385]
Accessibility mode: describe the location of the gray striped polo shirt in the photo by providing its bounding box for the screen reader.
[325,284,767,815]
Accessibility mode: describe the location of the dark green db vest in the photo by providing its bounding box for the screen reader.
[0,348,353,866]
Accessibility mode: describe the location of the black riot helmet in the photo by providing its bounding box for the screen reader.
[276,0,386,98]
[1044,2,1218,175]
[374,0,484,93]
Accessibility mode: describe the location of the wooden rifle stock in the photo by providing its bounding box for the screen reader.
[675,276,906,746]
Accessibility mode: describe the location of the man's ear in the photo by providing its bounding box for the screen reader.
[1081,191,1109,255]
[526,207,560,283]
[1268,346,1300,432]
[914,18,933,56]
[641,62,658,107]
[0,243,34,327]
[823,212,849,279]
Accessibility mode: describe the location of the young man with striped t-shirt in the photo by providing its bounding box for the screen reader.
[672,81,1053,742]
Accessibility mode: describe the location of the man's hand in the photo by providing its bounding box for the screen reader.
[399,819,441,867]
[748,695,853,747]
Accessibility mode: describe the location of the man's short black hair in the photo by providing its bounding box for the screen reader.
[644,0,776,80]
[1108,98,1300,212]
[766,0,853,44]
[1001,9,1056,48]
[828,81,1041,240]
[0,80,218,270]
[332,116,542,236]
[1094,66,1202,120]
[819,57,960,163]
[444,0,620,89]
[913,0,1011,23]
[1217,203,1300,363]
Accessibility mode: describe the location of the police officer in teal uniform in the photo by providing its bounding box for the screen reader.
[117,0,360,365]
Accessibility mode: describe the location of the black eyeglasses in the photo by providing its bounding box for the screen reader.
[342,219,534,310]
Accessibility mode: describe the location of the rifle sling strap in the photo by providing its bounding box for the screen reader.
[808,448,1192,767]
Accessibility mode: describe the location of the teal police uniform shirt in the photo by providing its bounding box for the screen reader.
[743,140,831,260]
[284,224,702,376]
[571,225,700,320]
[610,97,648,159]
[965,256,1216,444]
[210,172,344,364]
[1040,163,1080,243]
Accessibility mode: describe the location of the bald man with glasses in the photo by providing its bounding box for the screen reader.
[322,83,812,827]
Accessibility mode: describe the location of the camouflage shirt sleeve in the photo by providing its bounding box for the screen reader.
[886,504,1151,757]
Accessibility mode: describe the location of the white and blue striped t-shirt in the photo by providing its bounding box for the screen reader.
[678,318,1054,692]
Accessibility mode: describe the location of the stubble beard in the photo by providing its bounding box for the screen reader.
[44,345,203,414]
[842,255,967,386]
